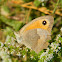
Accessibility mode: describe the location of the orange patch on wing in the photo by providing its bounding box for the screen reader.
[24,20,48,32]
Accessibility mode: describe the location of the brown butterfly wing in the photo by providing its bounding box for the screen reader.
[21,28,51,53]
[21,29,40,49]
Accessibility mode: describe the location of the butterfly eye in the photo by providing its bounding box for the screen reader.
[42,20,47,25]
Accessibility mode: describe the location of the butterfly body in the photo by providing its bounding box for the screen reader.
[14,15,54,53]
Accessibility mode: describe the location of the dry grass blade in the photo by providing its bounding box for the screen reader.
[10,0,62,16]
[11,0,24,4]
[26,8,32,24]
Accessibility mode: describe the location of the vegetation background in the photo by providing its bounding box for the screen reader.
[0,0,62,62]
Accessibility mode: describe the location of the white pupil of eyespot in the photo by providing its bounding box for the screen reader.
[44,21,45,23]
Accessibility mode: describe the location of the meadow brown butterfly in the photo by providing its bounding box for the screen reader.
[14,15,54,53]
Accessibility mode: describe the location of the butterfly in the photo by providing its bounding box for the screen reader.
[14,15,54,53]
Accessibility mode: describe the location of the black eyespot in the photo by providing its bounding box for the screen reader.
[42,20,47,25]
